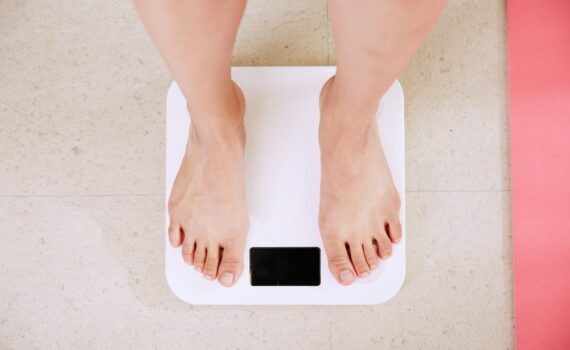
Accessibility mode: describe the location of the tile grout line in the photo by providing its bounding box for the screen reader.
[325,0,330,66]
[0,189,511,199]
[0,194,163,199]
[407,189,511,193]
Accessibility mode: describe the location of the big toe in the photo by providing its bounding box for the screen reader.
[324,240,357,286]
[168,222,183,248]
[217,243,244,287]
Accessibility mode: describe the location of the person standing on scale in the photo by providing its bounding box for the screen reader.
[133,0,446,287]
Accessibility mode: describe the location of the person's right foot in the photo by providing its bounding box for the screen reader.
[168,81,249,287]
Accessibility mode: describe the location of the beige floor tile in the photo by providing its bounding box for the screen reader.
[0,0,328,196]
[0,1,168,196]
[234,0,328,66]
[403,0,509,192]
[0,191,513,349]
[328,0,510,192]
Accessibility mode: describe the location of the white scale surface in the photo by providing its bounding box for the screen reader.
[165,66,405,305]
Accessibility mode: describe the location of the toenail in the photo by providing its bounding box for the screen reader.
[339,270,355,283]
[370,264,376,270]
[360,272,370,278]
[220,272,234,285]
[204,275,213,281]
[195,266,202,272]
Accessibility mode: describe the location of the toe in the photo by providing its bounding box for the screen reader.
[387,219,402,244]
[193,242,207,273]
[217,243,245,287]
[168,222,183,248]
[181,238,195,265]
[363,240,379,270]
[202,245,220,281]
[323,240,357,285]
[349,242,371,277]
[375,230,393,260]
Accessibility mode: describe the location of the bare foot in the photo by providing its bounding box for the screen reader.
[168,81,249,287]
[318,76,402,286]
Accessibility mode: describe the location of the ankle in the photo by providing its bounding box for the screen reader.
[186,80,246,147]
[186,79,244,118]
[190,120,245,151]
[322,75,382,116]
[319,119,375,157]
[319,77,378,152]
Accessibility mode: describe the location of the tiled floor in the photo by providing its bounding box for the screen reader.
[0,0,513,349]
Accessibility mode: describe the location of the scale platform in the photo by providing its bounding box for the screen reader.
[165,66,405,305]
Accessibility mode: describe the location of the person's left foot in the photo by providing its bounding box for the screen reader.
[318,76,402,286]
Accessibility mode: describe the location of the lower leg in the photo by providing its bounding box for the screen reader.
[133,0,247,135]
[133,0,249,286]
[320,0,446,285]
[329,0,446,115]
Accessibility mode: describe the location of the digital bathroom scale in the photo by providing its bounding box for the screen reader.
[165,66,406,305]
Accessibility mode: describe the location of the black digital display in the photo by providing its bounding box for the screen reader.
[250,247,321,286]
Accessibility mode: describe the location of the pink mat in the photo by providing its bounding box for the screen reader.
[508,0,570,349]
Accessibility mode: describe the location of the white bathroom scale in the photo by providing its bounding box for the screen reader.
[165,66,405,305]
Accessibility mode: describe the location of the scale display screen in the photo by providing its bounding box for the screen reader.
[249,247,321,286]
